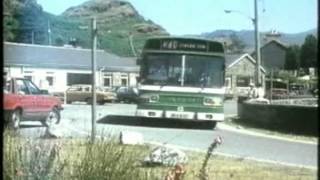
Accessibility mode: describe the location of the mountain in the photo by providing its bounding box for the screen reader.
[4,0,168,56]
[201,28,317,52]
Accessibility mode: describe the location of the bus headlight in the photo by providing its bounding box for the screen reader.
[150,95,159,102]
[140,94,159,103]
[203,97,222,106]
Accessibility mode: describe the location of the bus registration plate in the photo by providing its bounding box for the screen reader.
[166,111,193,119]
[171,113,189,119]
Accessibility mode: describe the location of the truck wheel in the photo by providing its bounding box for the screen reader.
[8,110,21,130]
[43,108,60,127]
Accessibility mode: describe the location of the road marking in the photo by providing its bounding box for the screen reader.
[217,123,318,145]
[61,121,317,170]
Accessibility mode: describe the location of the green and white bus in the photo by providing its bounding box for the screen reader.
[136,36,225,127]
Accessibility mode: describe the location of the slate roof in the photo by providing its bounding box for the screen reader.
[225,53,243,67]
[4,42,139,72]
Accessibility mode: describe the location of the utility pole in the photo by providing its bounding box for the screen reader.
[270,69,273,103]
[254,0,261,86]
[31,31,34,44]
[48,20,52,45]
[91,17,97,143]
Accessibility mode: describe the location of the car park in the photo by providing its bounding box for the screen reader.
[3,77,63,129]
[65,84,117,104]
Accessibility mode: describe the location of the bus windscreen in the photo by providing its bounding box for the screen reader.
[140,54,224,88]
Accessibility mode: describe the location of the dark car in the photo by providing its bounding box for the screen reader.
[115,87,139,103]
[4,77,63,129]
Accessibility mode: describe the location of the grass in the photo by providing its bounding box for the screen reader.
[223,116,318,143]
[3,129,317,180]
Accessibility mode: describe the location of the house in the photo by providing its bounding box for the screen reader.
[4,42,139,93]
[252,39,288,71]
[225,53,266,97]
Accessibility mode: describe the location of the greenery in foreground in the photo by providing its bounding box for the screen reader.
[3,130,317,180]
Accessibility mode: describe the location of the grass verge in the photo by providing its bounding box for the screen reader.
[3,129,317,180]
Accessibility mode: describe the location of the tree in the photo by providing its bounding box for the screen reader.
[55,37,64,46]
[284,45,300,70]
[300,34,317,69]
[3,0,19,41]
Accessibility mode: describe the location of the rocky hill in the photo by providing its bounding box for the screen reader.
[59,0,168,56]
[3,0,168,57]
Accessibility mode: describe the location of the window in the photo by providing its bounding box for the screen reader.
[16,80,29,94]
[141,54,224,87]
[46,76,54,86]
[121,78,127,86]
[24,80,41,94]
[103,73,112,87]
[24,75,33,81]
[104,78,111,87]
[236,76,250,87]
[121,74,128,86]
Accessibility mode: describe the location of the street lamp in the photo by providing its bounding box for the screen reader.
[224,0,261,86]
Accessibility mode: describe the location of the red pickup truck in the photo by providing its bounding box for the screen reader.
[4,77,63,129]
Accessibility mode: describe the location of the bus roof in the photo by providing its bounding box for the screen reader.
[143,36,225,54]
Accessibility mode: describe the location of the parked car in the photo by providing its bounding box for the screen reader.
[3,77,63,129]
[65,84,117,104]
[115,87,139,103]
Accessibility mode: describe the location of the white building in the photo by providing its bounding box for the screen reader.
[4,42,139,93]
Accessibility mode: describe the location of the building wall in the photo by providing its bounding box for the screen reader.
[261,42,286,70]
[5,66,139,93]
[225,56,265,96]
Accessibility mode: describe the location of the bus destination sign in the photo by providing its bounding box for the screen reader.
[161,40,207,52]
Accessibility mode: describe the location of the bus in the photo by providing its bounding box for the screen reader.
[135,36,226,128]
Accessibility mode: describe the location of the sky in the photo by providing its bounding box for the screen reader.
[37,0,318,35]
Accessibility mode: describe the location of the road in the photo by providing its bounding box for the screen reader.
[18,101,317,169]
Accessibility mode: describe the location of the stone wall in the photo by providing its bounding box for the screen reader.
[237,97,318,135]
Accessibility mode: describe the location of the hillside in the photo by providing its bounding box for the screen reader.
[201,29,317,52]
[3,0,168,57]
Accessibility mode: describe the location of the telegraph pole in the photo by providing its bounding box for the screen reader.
[31,31,34,44]
[48,20,52,45]
[91,17,97,143]
[254,0,261,86]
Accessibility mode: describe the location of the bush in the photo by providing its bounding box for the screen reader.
[3,130,160,180]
